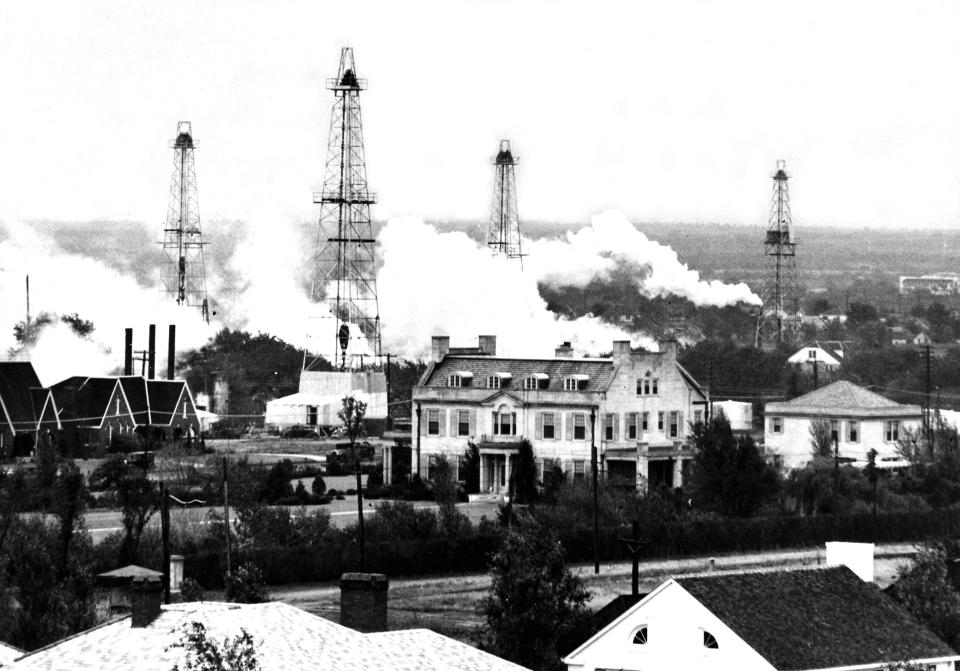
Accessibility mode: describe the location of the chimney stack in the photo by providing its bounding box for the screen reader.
[659,340,678,362]
[340,572,389,632]
[478,335,497,356]
[431,336,450,363]
[167,325,176,380]
[612,340,632,366]
[555,341,574,358]
[124,328,134,376]
[130,575,163,628]
[148,325,156,380]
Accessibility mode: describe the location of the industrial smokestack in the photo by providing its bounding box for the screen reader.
[148,324,156,380]
[167,325,176,380]
[124,328,134,376]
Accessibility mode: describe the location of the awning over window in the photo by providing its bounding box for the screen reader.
[569,374,590,381]
[531,373,549,380]
[495,372,513,379]
[453,370,474,378]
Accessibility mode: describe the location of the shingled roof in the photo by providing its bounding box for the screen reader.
[13,601,529,671]
[765,380,921,418]
[676,566,956,670]
[146,380,189,425]
[117,376,150,425]
[423,356,616,393]
[51,377,124,426]
[0,362,46,433]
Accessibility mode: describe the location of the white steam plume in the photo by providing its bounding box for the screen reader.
[527,210,760,307]
[377,216,652,360]
[0,222,215,385]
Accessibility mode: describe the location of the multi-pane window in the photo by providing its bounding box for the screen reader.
[637,378,659,396]
[604,414,615,440]
[627,412,638,440]
[428,409,440,435]
[448,375,462,387]
[847,420,859,443]
[573,460,585,479]
[885,420,900,442]
[574,413,586,440]
[829,419,839,444]
[458,410,470,436]
[657,411,665,431]
[543,412,556,439]
[669,411,679,438]
[642,412,649,431]
[564,377,578,391]
[771,417,782,434]
[694,409,703,425]
[524,376,538,390]
[488,376,501,389]
[493,411,516,436]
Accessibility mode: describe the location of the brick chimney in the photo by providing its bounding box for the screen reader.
[340,572,389,632]
[555,342,574,358]
[659,339,678,362]
[431,336,450,363]
[130,575,163,628]
[478,335,497,356]
[612,341,632,367]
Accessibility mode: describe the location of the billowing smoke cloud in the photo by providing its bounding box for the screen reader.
[0,222,215,385]
[527,210,760,307]
[377,216,652,359]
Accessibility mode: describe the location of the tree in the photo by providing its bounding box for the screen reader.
[513,439,539,504]
[338,396,368,569]
[224,562,270,604]
[169,621,260,671]
[889,546,960,649]
[461,442,480,494]
[92,455,158,563]
[260,460,294,503]
[478,519,590,671]
[431,455,470,537]
[809,417,834,459]
[688,413,781,517]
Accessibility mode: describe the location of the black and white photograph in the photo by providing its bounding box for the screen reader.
[3,1,960,669]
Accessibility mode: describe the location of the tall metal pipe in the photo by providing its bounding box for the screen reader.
[167,325,176,380]
[148,324,156,379]
[124,328,134,376]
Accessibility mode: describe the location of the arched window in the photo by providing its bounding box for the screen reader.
[703,630,718,649]
[631,626,648,645]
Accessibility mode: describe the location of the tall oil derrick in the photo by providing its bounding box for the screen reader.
[756,160,800,347]
[309,48,382,371]
[160,121,210,323]
[487,140,525,265]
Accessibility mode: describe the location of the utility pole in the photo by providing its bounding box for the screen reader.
[385,353,392,431]
[415,403,422,479]
[617,520,645,597]
[160,482,171,604]
[925,344,932,443]
[591,407,599,575]
[222,456,231,574]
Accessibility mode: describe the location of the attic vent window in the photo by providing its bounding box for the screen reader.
[632,626,648,645]
[703,631,718,649]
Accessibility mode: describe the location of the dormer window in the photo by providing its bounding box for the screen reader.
[632,626,648,645]
[488,373,512,389]
[523,374,549,390]
[703,631,718,649]
[563,374,589,391]
[449,371,473,387]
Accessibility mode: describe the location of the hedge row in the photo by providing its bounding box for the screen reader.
[183,508,960,587]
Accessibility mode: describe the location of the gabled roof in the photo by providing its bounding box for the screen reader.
[145,380,190,426]
[676,566,956,670]
[765,380,921,418]
[0,362,46,434]
[51,377,126,427]
[117,376,151,425]
[12,601,529,671]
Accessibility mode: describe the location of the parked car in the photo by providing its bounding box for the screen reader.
[281,424,320,439]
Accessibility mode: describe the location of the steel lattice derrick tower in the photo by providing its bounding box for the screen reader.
[756,160,801,347]
[487,140,525,265]
[309,48,381,371]
[160,121,210,323]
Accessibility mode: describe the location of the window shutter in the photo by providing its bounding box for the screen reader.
[492,412,498,435]
[613,414,620,442]
[536,412,543,440]
[678,411,684,436]
[439,410,447,437]
[586,415,593,442]
[566,413,573,441]
[469,410,476,436]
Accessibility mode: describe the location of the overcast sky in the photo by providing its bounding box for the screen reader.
[3,0,960,229]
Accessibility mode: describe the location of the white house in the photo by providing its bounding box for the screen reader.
[564,566,960,671]
[408,335,708,493]
[764,381,921,470]
[265,370,387,430]
[713,400,753,432]
[786,341,844,369]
